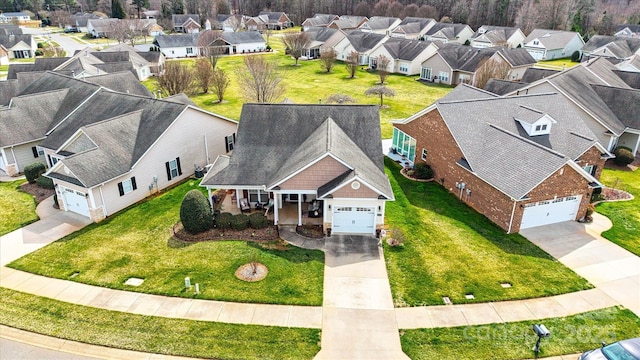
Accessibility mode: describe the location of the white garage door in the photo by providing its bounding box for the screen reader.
[0,153,5,171]
[520,195,582,230]
[332,206,376,234]
[61,187,90,217]
[528,50,545,61]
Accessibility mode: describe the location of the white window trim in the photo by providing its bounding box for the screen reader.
[169,159,179,178]
[421,148,427,161]
[122,178,133,194]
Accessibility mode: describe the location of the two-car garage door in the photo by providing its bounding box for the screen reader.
[332,206,376,234]
[520,195,581,230]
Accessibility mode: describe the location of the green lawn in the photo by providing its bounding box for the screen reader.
[145,49,452,138]
[537,59,580,69]
[0,288,320,360]
[9,180,325,305]
[0,180,39,236]
[383,159,591,306]
[596,168,640,256]
[401,307,640,360]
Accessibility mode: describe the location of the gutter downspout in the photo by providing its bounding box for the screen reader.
[507,199,517,234]
[99,185,108,218]
[10,146,17,172]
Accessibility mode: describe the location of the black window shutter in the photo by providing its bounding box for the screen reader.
[118,182,124,196]
[591,165,597,176]
[131,177,137,190]
[176,157,182,175]
[225,136,230,152]
[47,154,52,166]
[233,133,236,143]
[165,161,171,180]
[32,146,39,158]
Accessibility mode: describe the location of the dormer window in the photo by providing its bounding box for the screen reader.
[533,40,539,45]
[514,105,556,136]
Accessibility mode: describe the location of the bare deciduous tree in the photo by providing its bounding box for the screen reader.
[49,10,73,27]
[326,93,356,104]
[211,69,230,102]
[365,85,395,107]
[109,20,147,46]
[281,31,311,65]
[194,58,214,93]
[320,48,336,73]
[198,30,225,70]
[473,57,511,88]
[157,61,194,96]
[345,51,359,79]
[235,55,284,103]
[376,54,391,84]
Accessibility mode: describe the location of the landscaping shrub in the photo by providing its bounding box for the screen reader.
[214,212,233,229]
[231,214,249,231]
[249,213,269,229]
[614,147,635,166]
[35,50,43,56]
[24,162,46,184]
[35,176,54,189]
[179,190,212,234]
[413,163,434,179]
[571,50,581,62]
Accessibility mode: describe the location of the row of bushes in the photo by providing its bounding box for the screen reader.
[24,162,54,189]
[215,212,269,230]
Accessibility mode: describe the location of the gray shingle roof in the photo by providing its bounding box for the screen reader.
[344,30,387,52]
[221,31,265,44]
[7,57,70,80]
[524,29,581,50]
[87,18,119,33]
[362,17,399,31]
[520,67,559,83]
[483,78,529,95]
[592,85,640,130]
[153,33,199,48]
[0,79,21,106]
[81,71,153,97]
[305,27,338,43]
[425,23,468,38]
[436,90,601,199]
[172,14,200,26]
[613,70,640,89]
[201,104,392,199]
[616,24,640,34]
[436,44,535,72]
[382,38,432,61]
[472,26,521,42]
[0,34,32,48]
[581,35,640,58]
[0,25,22,35]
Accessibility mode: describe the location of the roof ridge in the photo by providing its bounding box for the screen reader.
[569,131,594,141]
[488,123,568,159]
[82,109,144,129]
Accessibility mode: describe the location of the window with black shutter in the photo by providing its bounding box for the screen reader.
[225,133,236,152]
[118,177,137,196]
[165,157,182,180]
[32,146,39,158]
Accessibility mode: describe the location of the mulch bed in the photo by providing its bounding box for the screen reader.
[296,225,324,238]
[235,262,268,282]
[400,167,434,182]
[172,222,280,242]
[19,182,55,204]
[600,187,633,201]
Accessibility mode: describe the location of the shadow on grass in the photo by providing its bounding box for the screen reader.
[247,241,324,264]
[385,157,555,260]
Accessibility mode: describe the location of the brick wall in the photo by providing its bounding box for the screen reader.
[278,156,348,190]
[575,146,606,180]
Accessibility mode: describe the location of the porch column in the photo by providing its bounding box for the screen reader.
[273,194,279,225]
[634,134,640,155]
[297,195,302,226]
[207,188,212,210]
[236,189,240,208]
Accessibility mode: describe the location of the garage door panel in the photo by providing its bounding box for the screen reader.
[520,196,581,230]
[332,206,375,234]
[62,187,90,217]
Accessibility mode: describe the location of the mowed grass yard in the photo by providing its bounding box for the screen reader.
[8,180,325,306]
[0,180,39,236]
[597,168,640,256]
[143,46,452,138]
[383,159,591,306]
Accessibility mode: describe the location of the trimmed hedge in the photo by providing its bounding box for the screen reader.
[231,214,249,231]
[24,162,46,184]
[414,163,434,179]
[614,147,635,166]
[214,212,233,229]
[179,190,212,234]
[35,176,54,189]
[249,213,269,229]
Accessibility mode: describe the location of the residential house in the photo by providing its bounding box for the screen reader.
[0,12,30,23]
[328,15,368,30]
[0,71,151,176]
[245,15,267,32]
[615,24,640,38]
[423,22,474,44]
[319,28,347,57]
[102,43,165,76]
[0,33,35,59]
[523,29,584,60]
[581,35,640,62]
[419,44,536,85]
[333,30,388,65]
[368,38,438,75]
[213,14,244,32]
[257,11,292,30]
[200,104,394,236]
[390,17,436,39]
[143,10,160,19]
[87,18,119,38]
[303,27,340,59]
[301,14,339,31]
[506,57,640,155]
[153,33,200,58]
[91,43,154,80]
[0,24,22,35]
[220,31,266,54]
[616,54,640,73]
[392,84,609,233]
[470,25,526,49]
[358,16,401,35]
[172,14,201,33]
[72,12,105,32]
[86,18,161,38]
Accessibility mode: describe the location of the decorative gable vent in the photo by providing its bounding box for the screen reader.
[514,105,556,136]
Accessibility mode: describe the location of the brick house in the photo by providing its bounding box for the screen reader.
[392,84,610,233]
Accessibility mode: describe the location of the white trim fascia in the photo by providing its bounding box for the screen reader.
[574,143,613,160]
[45,160,88,188]
[185,105,238,124]
[268,152,353,189]
[1,137,45,148]
[391,103,437,125]
[55,128,96,153]
[318,174,393,200]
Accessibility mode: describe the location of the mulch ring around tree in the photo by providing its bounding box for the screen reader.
[235,262,268,282]
[400,167,434,182]
[20,183,55,204]
[172,222,280,242]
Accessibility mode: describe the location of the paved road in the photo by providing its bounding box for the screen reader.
[0,337,98,360]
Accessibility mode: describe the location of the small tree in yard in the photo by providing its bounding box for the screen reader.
[473,57,511,89]
[365,85,395,106]
[210,69,230,103]
[198,30,225,70]
[319,49,336,73]
[281,31,311,66]
[376,54,391,84]
[180,189,212,234]
[194,58,214,93]
[157,62,194,96]
[345,51,359,79]
[235,56,284,103]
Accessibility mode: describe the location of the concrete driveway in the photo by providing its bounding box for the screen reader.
[520,213,640,317]
[315,235,409,360]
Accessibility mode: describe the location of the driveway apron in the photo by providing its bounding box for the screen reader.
[520,213,640,317]
[315,235,409,360]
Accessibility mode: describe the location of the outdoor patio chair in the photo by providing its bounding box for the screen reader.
[264,199,274,216]
[239,198,250,213]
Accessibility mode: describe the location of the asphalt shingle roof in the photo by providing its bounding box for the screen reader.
[582,35,640,58]
[344,30,387,52]
[362,17,399,31]
[592,84,640,130]
[382,38,432,60]
[524,29,580,50]
[153,33,199,48]
[436,44,535,72]
[520,67,560,83]
[221,31,265,44]
[483,78,529,95]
